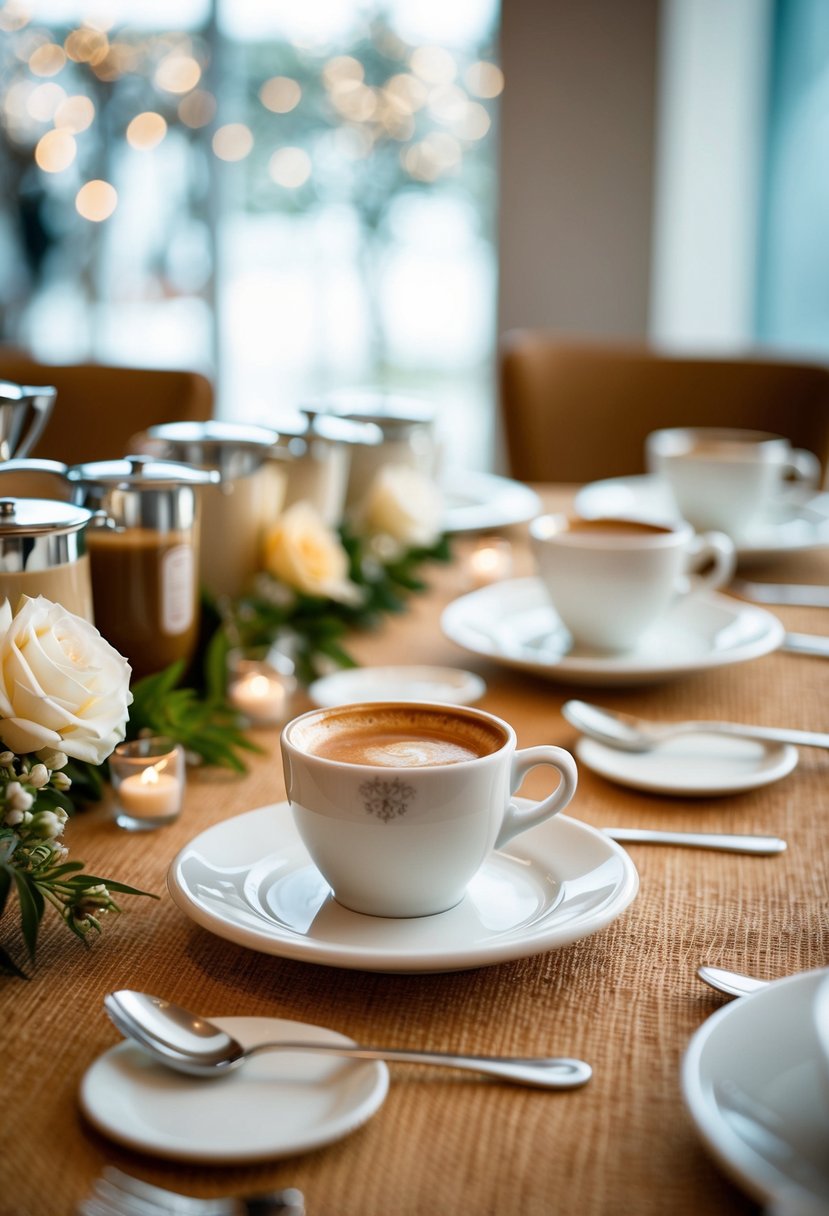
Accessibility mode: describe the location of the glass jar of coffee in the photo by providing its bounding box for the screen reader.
[66,457,219,680]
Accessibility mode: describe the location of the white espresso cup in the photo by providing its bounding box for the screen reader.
[646,427,821,541]
[280,701,578,918]
[529,514,735,653]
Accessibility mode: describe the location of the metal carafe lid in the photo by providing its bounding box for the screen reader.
[301,390,433,439]
[68,455,221,489]
[0,496,92,536]
[141,421,279,480]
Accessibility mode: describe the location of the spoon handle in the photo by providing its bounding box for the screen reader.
[697,965,771,997]
[245,1041,592,1089]
[688,720,829,748]
[604,828,787,855]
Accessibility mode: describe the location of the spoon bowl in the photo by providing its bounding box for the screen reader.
[562,699,829,752]
[104,990,592,1089]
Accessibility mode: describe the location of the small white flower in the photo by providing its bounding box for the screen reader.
[4,808,24,826]
[5,781,33,812]
[0,751,15,766]
[31,810,65,840]
[27,763,50,789]
[51,772,72,791]
[36,748,68,771]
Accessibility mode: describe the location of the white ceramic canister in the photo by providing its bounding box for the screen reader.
[133,422,284,599]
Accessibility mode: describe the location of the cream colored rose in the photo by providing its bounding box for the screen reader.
[0,596,132,764]
[361,464,444,549]
[263,502,358,602]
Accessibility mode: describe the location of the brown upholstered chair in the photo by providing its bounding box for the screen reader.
[499,332,829,485]
[0,348,214,466]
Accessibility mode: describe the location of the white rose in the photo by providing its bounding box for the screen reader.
[263,502,359,603]
[361,464,444,550]
[0,596,132,764]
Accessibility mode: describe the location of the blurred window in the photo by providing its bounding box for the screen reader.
[0,0,501,466]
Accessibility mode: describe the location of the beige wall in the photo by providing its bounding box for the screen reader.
[497,0,661,339]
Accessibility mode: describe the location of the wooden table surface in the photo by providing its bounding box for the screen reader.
[3,487,828,1216]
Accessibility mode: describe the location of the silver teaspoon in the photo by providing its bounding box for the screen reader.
[697,965,771,997]
[104,991,592,1089]
[562,699,829,751]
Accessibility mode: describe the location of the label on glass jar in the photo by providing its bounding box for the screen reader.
[161,544,194,635]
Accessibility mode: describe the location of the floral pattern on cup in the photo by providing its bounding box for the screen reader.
[360,775,416,822]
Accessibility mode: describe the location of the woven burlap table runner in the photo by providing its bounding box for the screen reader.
[2,489,827,1216]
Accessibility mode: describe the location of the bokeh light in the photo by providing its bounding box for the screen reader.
[464,61,504,98]
[64,27,109,66]
[54,94,95,133]
[178,89,216,128]
[410,45,457,85]
[126,111,167,150]
[28,42,66,77]
[26,82,65,122]
[259,76,301,114]
[212,123,253,161]
[75,180,118,221]
[155,54,201,94]
[34,128,76,173]
[268,146,312,188]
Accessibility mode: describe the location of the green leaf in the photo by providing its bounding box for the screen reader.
[0,866,11,920]
[63,874,158,897]
[12,870,45,962]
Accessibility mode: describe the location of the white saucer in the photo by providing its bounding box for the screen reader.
[574,474,829,560]
[167,802,639,974]
[575,734,799,797]
[308,665,486,708]
[682,969,829,1207]
[80,1016,388,1163]
[441,578,784,687]
[441,468,542,533]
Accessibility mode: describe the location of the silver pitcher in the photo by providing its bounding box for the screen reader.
[0,380,56,462]
[0,496,97,621]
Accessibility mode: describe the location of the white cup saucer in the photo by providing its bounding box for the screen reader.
[575,733,799,797]
[80,1015,389,1163]
[167,801,639,974]
[308,664,486,707]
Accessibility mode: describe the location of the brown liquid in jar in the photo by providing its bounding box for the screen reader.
[87,528,198,679]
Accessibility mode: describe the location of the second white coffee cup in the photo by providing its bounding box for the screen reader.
[280,701,578,918]
[530,514,736,653]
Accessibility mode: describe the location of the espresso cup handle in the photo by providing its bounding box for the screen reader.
[683,531,735,595]
[496,746,578,850]
[787,448,821,492]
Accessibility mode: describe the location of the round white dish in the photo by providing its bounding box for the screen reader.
[441,468,542,533]
[308,665,486,708]
[682,969,829,1207]
[440,578,784,687]
[575,733,798,797]
[574,474,829,561]
[80,1015,388,1163]
[167,801,639,974]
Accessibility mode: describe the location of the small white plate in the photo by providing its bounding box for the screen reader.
[683,969,829,1207]
[574,474,829,561]
[575,734,799,797]
[308,665,486,708]
[167,802,639,974]
[80,1016,388,1163]
[441,468,542,533]
[441,578,784,687]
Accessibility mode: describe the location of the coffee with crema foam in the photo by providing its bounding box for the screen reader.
[293,704,506,768]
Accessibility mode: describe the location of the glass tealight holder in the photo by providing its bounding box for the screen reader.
[227,641,298,727]
[110,736,186,832]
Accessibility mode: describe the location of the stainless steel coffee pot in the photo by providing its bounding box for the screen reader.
[0,380,56,462]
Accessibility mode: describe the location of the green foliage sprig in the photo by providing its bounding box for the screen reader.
[0,750,155,979]
[223,525,452,686]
